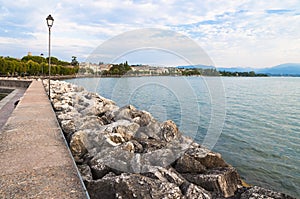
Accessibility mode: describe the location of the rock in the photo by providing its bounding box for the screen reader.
[47,80,293,199]
[142,166,185,186]
[114,105,137,121]
[138,138,167,153]
[70,130,89,162]
[77,164,93,181]
[133,111,154,127]
[121,141,135,153]
[78,116,104,131]
[115,106,155,127]
[99,120,140,146]
[174,153,207,174]
[137,120,161,140]
[128,139,144,153]
[90,146,135,173]
[99,109,116,125]
[182,167,241,198]
[112,122,140,141]
[180,182,212,199]
[60,119,76,142]
[106,133,125,146]
[85,173,183,199]
[159,120,180,142]
[185,146,229,169]
[240,186,296,199]
[89,157,111,180]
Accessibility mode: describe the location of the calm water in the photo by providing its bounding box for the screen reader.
[66,76,300,198]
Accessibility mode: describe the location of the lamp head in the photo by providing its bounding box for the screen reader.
[46,14,54,28]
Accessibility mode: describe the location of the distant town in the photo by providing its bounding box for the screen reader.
[0,53,269,77]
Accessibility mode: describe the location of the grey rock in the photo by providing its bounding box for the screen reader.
[185,146,229,169]
[128,139,144,153]
[60,119,76,142]
[77,164,93,181]
[114,105,137,121]
[85,173,183,199]
[70,130,89,162]
[182,167,241,198]
[48,80,293,199]
[112,122,140,141]
[89,157,111,180]
[142,166,186,186]
[241,186,296,199]
[174,153,207,174]
[133,110,154,127]
[137,120,161,140]
[180,182,212,199]
[159,120,180,142]
[138,138,167,153]
[78,116,104,130]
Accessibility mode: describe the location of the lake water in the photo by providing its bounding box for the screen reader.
[66,76,300,198]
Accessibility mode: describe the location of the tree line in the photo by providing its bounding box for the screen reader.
[101,61,132,76]
[0,55,79,77]
[219,70,268,77]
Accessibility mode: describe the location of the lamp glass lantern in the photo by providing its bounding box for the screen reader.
[46,15,54,28]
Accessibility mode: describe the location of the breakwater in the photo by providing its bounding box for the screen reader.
[45,79,295,199]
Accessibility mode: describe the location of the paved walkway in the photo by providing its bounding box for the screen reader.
[0,80,88,198]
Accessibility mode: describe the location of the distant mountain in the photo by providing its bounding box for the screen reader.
[217,67,254,73]
[177,64,215,69]
[217,63,300,76]
[256,63,300,76]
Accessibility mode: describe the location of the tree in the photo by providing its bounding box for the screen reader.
[71,56,79,66]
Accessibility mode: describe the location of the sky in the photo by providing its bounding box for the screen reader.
[0,0,300,68]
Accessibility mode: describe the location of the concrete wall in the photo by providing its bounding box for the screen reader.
[0,79,32,88]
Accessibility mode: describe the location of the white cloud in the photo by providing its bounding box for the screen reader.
[0,0,299,67]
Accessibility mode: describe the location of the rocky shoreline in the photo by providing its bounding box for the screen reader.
[44,80,295,199]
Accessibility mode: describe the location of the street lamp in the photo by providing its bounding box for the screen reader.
[46,14,54,98]
[40,53,44,76]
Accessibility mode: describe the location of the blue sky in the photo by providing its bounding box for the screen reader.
[0,0,300,68]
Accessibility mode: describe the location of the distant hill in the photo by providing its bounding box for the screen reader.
[177,64,215,69]
[256,63,300,76]
[217,63,300,76]
[217,67,254,73]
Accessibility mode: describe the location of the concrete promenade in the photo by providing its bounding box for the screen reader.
[0,80,88,198]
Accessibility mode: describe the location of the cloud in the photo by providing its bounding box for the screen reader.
[0,0,300,67]
[265,9,294,14]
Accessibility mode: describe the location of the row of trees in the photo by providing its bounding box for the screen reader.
[102,61,132,76]
[181,68,220,76]
[0,56,79,77]
[219,70,268,77]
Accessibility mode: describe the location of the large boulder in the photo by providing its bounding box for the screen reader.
[185,146,229,169]
[89,157,111,180]
[181,182,212,199]
[174,152,207,174]
[85,173,183,199]
[240,186,296,199]
[60,119,76,142]
[70,130,89,162]
[159,120,180,142]
[182,167,242,198]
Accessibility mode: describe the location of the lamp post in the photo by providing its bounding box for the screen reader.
[46,14,54,98]
[40,53,44,76]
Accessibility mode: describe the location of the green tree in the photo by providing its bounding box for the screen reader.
[71,56,79,66]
